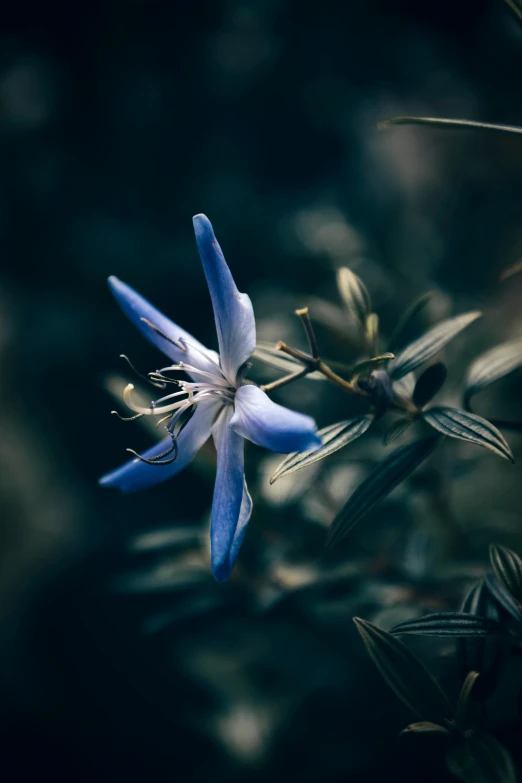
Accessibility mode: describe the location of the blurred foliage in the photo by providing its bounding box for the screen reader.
[3,0,522,781]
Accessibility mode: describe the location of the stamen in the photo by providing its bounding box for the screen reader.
[168,400,198,438]
[148,372,181,386]
[179,338,226,378]
[157,363,229,385]
[140,318,187,352]
[119,354,166,389]
[123,383,193,415]
[155,414,172,429]
[126,438,179,466]
[111,410,144,422]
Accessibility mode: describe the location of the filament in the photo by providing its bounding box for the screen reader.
[126,437,179,466]
[123,383,193,415]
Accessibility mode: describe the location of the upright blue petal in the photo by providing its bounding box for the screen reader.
[210,406,251,581]
[99,397,221,493]
[193,214,256,384]
[108,277,220,376]
[230,385,321,453]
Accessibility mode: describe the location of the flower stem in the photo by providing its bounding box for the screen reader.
[260,367,310,392]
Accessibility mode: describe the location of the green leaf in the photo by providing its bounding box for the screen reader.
[350,353,394,381]
[353,617,453,723]
[365,312,379,349]
[270,415,374,484]
[485,574,522,620]
[446,734,517,783]
[423,407,514,463]
[464,340,522,408]
[253,342,324,379]
[455,672,480,731]
[326,436,439,549]
[413,363,447,408]
[391,613,504,638]
[336,267,371,325]
[391,311,482,380]
[458,581,509,701]
[388,292,433,354]
[378,116,522,136]
[384,417,414,445]
[490,544,522,605]
[400,722,450,736]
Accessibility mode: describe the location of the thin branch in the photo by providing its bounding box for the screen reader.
[295,307,319,358]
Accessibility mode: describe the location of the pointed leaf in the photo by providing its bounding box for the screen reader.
[423,407,514,462]
[270,415,374,483]
[391,311,482,380]
[490,544,522,605]
[458,581,509,700]
[446,734,517,783]
[365,312,379,350]
[455,672,480,731]
[413,363,447,408]
[379,116,522,136]
[400,722,450,736]
[484,574,522,620]
[464,340,522,408]
[253,343,324,380]
[384,417,414,445]
[326,436,439,549]
[388,292,433,354]
[353,617,453,723]
[391,613,504,638]
[336,267,371,324]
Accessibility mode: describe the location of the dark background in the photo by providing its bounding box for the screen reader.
[2,1,522,780]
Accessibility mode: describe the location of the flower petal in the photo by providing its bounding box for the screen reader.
[193,214,256,383]
[108,276,220,376]
[210,406,251,581]
[99,397,220,493]
[230,384,321,453]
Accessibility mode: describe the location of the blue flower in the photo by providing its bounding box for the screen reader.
[100,214,320,581]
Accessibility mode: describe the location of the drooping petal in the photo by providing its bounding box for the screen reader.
[99,397,221,493]
[210,406,251,581]
[108,276,220,376]
[193,214,256,384]
[230,384,321,453]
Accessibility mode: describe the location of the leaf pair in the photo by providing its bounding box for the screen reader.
[354,618,516,782]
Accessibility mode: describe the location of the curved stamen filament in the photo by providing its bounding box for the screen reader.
[179,338,227,379]
[156,363,229,385]
[123,383,193,415]
[127,438,179,466]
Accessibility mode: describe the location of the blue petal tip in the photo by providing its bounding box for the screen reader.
[192,213,214,239]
